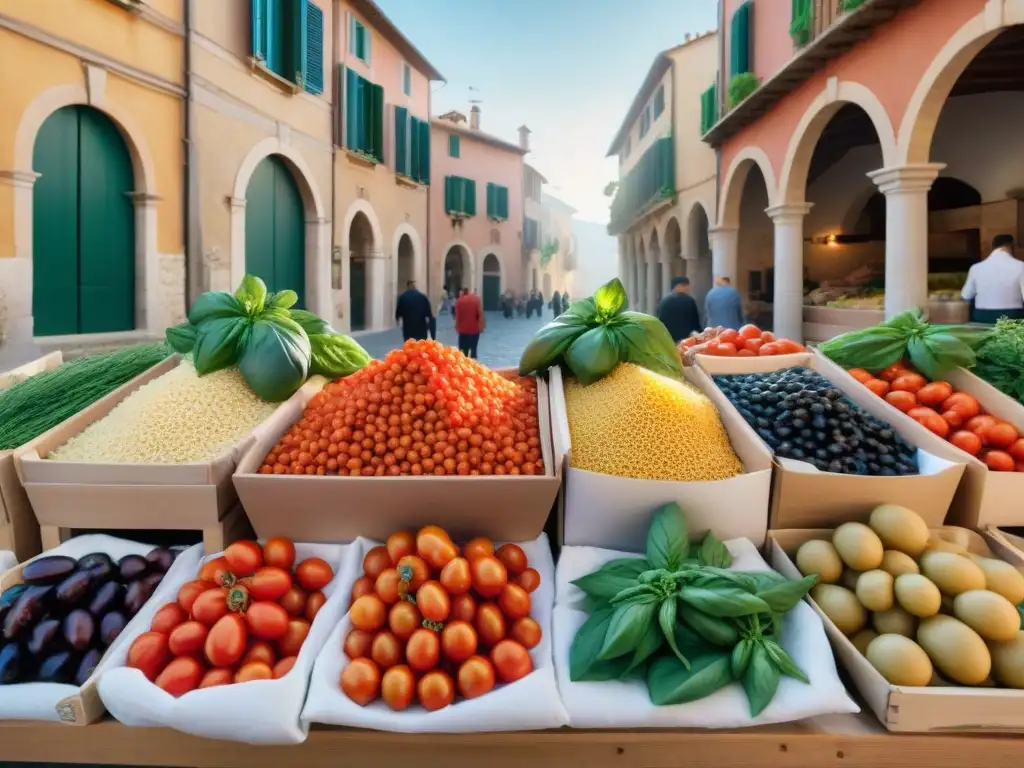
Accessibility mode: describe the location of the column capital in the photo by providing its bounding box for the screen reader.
[708,225,738,236]
[765,202,813,223]
[0,170,41,189]
[868,163,946,194]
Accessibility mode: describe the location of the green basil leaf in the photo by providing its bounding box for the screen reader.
[309,333,371,378]
[290,308,332,336]
[598,601,656,661]
[646,651,733,706]
[742,644,781,717]
[237,315,310,401]
[925,323,992,350]
[731,637,753,679]
[763,638,808,683]
[267,290,299,311]
[740,571,789,592]
[593,277,627,319]
[756,574,818,614]
[571,558,647,601]
[569,606,631,681]
[166,322,197,354]
[519,322,588,376]
[564,326,620,386]
[561,297,599,325]
[679,605,740,647]
[188,291,246,326]
[235,274,268,316]
[646,503,689,571]
[658,596,689,667]
[624,620,664,675]
[608,311,684,380]
[610,584,660,606]
[698,532,733,569]
[192,316,247,375]
[678,586,771,618]
[673,615,716,655]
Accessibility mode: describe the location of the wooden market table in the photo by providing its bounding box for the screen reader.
[0,713,1021,768]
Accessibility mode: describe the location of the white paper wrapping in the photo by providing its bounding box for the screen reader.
[301,533,569,733]
[553,538,859,728]
[0,550,16,575]
[97,541,361,744]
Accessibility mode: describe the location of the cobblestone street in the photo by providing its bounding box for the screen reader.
[354,310,556,369]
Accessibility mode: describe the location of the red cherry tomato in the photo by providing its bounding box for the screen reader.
[341,658,381,706]
[168,620,209,656]
[490,639,533,683]
[127,631,170,682]
[205,614,247,667]
[156,656,205,697]
[190,587,229,627]
[235,661,274,683]
[277,619,311,657]
[295,557,334,592]
[177,580,215,614]
[150,603,188,635]
[246,567,293,602]
[224,541,263,577]
[262,537,296,571]
[246,601,290,641]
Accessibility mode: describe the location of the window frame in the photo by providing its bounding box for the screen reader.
[402,61,412,96]
[349,13,371,64]
[653,84,665,119]
[448,133,460,158]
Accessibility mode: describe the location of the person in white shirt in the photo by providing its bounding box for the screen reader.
[961,234,1024,323]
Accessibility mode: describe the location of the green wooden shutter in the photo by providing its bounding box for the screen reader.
[444,176,453,213]
[345,67,360,150]
[395,106,408,176]
[370,82,384,162]
[486,183,495,218]
[500,186,509,219]
[465,178,476,216]
[449,134,460,158]
[409,116,420,179]
[418,119,430,184]
[250,0,266,59]
[289,0,308,88]
[731,1,752,76]
[304,1,323,94]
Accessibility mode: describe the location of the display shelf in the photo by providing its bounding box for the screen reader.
[0,714,1022,768]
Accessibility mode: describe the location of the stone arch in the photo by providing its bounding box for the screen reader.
[442,240,475,297]
[663,216,684,279]
[391,222,423,289]
[777,78,899,205]
[479,248,505,290]
[718,146,778,229]
[685,202,713,308]
[480,250,504,311]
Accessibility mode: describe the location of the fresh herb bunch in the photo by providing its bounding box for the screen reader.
[973,318,1024,403]
[166,275,370,402]
[819,307,990,380]
[569,504,817,716]
[519,277,683,385]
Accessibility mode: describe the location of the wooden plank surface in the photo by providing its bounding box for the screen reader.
[0,715,1022,768]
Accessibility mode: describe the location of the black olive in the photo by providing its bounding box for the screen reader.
[792,418,806,430]
[800,429,813,439]
[812,416,827,430]
[790,448,806,460]
[776,427,792,438]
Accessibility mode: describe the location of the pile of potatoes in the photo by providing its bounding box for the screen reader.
[795,503,1024,688]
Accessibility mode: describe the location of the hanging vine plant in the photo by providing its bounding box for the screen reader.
[728,72,762,109]
[790,1,812,47]
[540,238,559,268]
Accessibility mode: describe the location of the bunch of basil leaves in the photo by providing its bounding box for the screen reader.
[518,277,683,385]
[166,275,370,402]
[569,503,817,716]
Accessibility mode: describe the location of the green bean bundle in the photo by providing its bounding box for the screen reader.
[0,343,171,450]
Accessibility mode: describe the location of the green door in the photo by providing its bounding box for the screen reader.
[245,155,305,306]
[350,259,366,331]
[483,276,500,311]
[32,105,135,336]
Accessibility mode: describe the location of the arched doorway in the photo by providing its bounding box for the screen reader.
[32,105,135,336]
[734,164,773,330]
[396,234,414,292]
[482,253,501,311]
[444,245,471,296]
[686,204,713,312]
[348,212,374,331]
[665,217,684,283]
[245,155,305,306]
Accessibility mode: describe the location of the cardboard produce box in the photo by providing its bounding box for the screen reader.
[13,357,275,552]
[0,352,63,561]
[699,353,966,530]
[233,372,560,544]
[694,352,807,374]
[768,527,1024,733]
[550,365,773,550]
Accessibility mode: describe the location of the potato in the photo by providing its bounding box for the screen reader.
[873,606,917,638]
[839,569,861,591]
[968,555,1024,605]
[856,570,894,612]
[952,590,1021,642]
[920,551,987,596]
[851,628,878,656]
[866,634,933,686]
[795,539,843,583]
[811,584,867,636]
[917,615,991,685]
[868,504,930,557]
[894,574,942,618]
[989,631,1024,688]
[880,550,920,578]
[832,522,884,572]
[925,532,968,555]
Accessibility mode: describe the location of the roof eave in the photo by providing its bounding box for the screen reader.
[350,0,446,82]
[605,53,671,157]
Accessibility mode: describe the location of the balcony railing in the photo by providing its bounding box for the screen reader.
[608,136,675,236]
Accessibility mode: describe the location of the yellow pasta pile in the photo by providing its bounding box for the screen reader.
[49,359,277,464]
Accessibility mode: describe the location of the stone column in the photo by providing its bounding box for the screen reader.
[617,238,629,296]
[766,203,812,343]
[661,256,672,297]
[867,164,945,319]
[646,257,659,315]
[366,248,387,330]
[708,226,739,282]
[0,170,40,359]
[130,192,163,333]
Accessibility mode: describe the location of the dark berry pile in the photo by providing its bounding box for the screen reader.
[714,367,919,476]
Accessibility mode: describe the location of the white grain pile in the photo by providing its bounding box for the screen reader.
[48,359,277,464]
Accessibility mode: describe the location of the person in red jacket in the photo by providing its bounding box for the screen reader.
[453,288,485,359]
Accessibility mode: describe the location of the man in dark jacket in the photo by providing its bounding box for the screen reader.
[657,276,702,342]
[395,281,435,341]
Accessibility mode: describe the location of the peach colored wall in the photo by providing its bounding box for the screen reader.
[722,0,812,86]
[429,125,525,299]
[720,0,986,196]
[618,70,671,176]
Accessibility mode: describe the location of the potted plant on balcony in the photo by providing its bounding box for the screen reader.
[839,0,867,11]
[728,72,761,109]
[790,0,813,47]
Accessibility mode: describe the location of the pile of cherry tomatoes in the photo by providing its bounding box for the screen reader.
[127,538,335,695]
[340,526,542,712]
[849,363,1024,472]
[680,324,805,358]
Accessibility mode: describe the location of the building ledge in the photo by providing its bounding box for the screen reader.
[395,174,426,190]
[247,57,301,95]
[608,195,675,237]
[702,0,921,147]
[345,149,381,170]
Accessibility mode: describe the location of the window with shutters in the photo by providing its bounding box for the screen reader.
[639,105,651,139]
[523,218,540,251]
[730,1,753,77]
[700,81,718,134]
[394,108,430,185]
[486,183,509,222]
[444,176,476,217]
[344,67,384,163]
[349,14,371,63]
[250,0,324,94]
[402,62,412,96]
[653,85,665,119]
[448,134,460,158]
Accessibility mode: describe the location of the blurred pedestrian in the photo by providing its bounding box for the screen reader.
[454,288,485,359]
[395,280,434,341]
[704,276,745,331]
[657,277,701,343]
[549,290,562,318]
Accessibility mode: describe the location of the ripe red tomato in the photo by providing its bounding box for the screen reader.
[457,655,496,699]
[396,555,430,591]
[278,618,310,657]
[416,529,458,570]
[475,602,506,647]
[370,630,404,669]
[190,587,229,627]
[498,583,532,620]
[1010,438,1024,462]
[406,628,440,672]
[155,656,205,697]
[440,557,472,595]
[943,392,982,419]
[341,658,381,706]
[280,585,309,617]
[386,531,416,564]
[983,450,1016,472]
[348,576,373,604]
[295,557,334,592]
[463,537,494,561]
[199,557,233,586]
[967,414,998,436]
[247,567,293,602]
[416,580,451,623]
[490,639,533,682]
[235,661,274,683]
[416,669,455,711]
[471,556,508,598]
[151,603,188,635]
[986,422,1019,449]
[262,537,296,571]
[350,594,387,632]
[381,664,415,711]
[375,569,401,604]
[168,620,209,656]
[450,593,477,624]
[759,342,781,356]
[246,601,289,641]
[177,580,215,614]
[362,546,393,580]
[880,363,910,383]
[950,429,983,456]
[224,541,263,577]
[518,568,541,593]
[511,617,542,649]
[388,601,421,641]
[886,390,918,413]
[916,382,953,407]
[199,667,234,689]
[739,324,761,340]
[205,614,247,668]
[343,628,374,659]
[304,591,327,622]
[273,656,296,679]
[441,620,478,664]
[127,631,170,682]
[241,640,277,667]
[495,544,528,575]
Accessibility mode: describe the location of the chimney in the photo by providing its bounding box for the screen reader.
[518,125,531,152]
[470,105,481,130]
